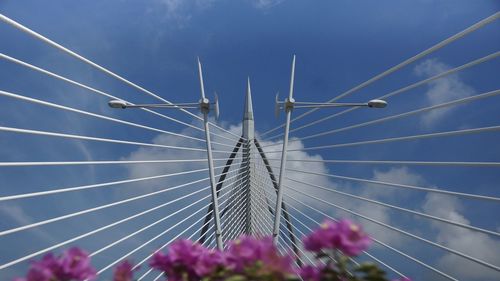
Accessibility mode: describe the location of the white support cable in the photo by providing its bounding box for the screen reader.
[286,184,500,272]
[224,180,251,241]
[280,165,500,202]
[90,194,211,257]
[137,190,233,281]
[0,176,207,237]
[299,87,500,142]
[0,15,243,142]
[0,163,224,201]
[219,172,247,225]
[259,12,500,138]
[213,179,248,242]
[138,222,216,281]
[266,51,500,142]
[90,174,245,258]
[0,125,234,153]
[264,125,500,153]
[287,177,500,237]
[222,178,250,241]
[284,195,408,278]
[251,186,309,265]
[219,170,250,232]
[285,192,451,280]
[0,158,231,167]
[256,160,406,272]
[225,205,246,241]
[277,204,328,265]
[127,216,218,281]
[222,177,247,236]
[201,224,217,248]
[133,186,244,278]
[0,88,236,149]
[0,185,209,270]
[0,167,244,236]
[95,199,212,277]
[250,176,277,232]
[249,188,274,232]
[220,176,246,238]
[221,169,250,229]
[0,53,211,141]
[249,165,306,266]
[267,158,500,168]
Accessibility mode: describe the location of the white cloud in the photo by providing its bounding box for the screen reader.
[259,136,335,214]
[339,167,425,247]
[155,0,287,27]
[422,193,500,281]
[414,59,475,128]
[0,205,54,242]
[156,0,217,27]
[252,0,286,9]
[120,118,242,197]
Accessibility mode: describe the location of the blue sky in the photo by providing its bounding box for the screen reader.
[0,1,499,280]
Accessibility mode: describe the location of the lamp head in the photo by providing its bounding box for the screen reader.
[367,99,388,108]
[108,100,128,109]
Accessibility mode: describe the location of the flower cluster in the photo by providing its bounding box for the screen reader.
[14,248,96,281]
[14,219,411,281]
[149,239,225,281]
[303,219,372,256]
[149,236,294,280]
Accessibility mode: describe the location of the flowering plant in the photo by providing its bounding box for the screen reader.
[14,219,410,281]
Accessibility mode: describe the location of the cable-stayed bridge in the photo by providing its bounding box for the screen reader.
[0,11,499,281]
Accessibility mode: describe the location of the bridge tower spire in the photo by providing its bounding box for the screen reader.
[242,77,255,140]
[242,78,255,234]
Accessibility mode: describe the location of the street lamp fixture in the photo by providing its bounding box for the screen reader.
[275,94,387,117]
[108,94,220,120]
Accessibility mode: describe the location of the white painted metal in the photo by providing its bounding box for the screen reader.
[272,55,296,243]
[198,58,224,250]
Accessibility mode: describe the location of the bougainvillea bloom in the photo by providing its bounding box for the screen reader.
[334,219,371,256]
[150,239,221,281]
[225,235,294,279]
[302,219,371,256]
[14,248,95,281]
[194,249,225,276]
[113,260,136,281]
[300,265,322,281]
[14,217,407,281]
[58,248,96,280]
[303,220,337,252]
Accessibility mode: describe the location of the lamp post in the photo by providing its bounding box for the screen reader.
[272,55,388,245]
[107,60,223,250]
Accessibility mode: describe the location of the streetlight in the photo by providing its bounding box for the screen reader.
[272,55,388,245]
[275,96,387,116]
[108,95,220,119]
[107,58,223,250]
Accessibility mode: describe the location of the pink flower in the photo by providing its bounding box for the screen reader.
[113,260,137,281]
[302,219,371,256]
[226,236,294,278]
[58,248,96,280]
[150,239,217,280]
[14,248,95,281]
[334,219,371,256]
[195,249,225,276]
[303,220,337,252]
[300,265,322,281]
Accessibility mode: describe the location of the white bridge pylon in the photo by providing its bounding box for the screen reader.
[198,78,302,264]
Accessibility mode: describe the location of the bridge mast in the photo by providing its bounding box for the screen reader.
[242,78,255,234]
